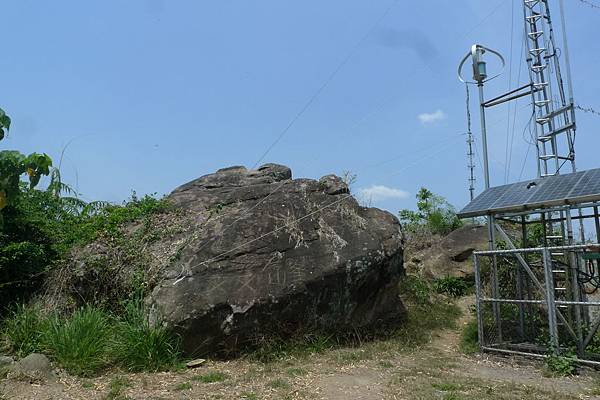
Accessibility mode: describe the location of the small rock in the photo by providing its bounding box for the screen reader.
[0,355,14,367]
[186,358,206,368]
[9,353,55,381]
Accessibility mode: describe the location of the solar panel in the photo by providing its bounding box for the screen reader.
[458,185,511,216]
[569,169,600,198]
[457,167,600,218]
[528,170,586,204]
[491,180,540,209]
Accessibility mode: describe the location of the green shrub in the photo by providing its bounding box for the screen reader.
[2,304,47,357]
[399,275,431,305]
[110,299,180,372]
[399,187,462,236]
[433,277,471,298]
[545,351,576,376]
[42,306,112,376]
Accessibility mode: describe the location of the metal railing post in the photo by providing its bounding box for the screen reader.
[543,248,560,350]
[474,254,484,348]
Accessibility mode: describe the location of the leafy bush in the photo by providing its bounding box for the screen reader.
[42,306,112,376]
[433,277,471,297]
[399,275,431,305]
[399,187,462,236]
[545,351,577,376]
[110,298,180,372]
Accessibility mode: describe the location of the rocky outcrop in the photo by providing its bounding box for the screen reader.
[405,224,488,280]
[145,164,405,356]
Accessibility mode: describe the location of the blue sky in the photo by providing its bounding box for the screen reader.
[1,0,599,213]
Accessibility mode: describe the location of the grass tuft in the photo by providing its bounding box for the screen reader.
[173,381,192,391]
[110,299,180,372]
[192,371,229,383]
[105,376,131,400]
[267,378,291,390]
[2,302,181,377]
[43,306,112,376]
[2,304,47,357]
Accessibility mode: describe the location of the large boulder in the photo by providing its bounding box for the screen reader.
[146,164,405,356]
[405,224,488,280]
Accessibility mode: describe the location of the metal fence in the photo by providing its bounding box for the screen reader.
[473,244,600,366]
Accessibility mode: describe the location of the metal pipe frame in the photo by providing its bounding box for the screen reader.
[473,239,600,364]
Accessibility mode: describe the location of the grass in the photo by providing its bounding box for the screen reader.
[192,371,229,383]
[173,381,192,391]
[286,367,307,376]
[1,302,181,377]
[2,304,47,357]
[43,306,112,376]
[248,334,335,363]
[110,299,180,372]
[459,319,479,354]
[105,376,131,400]
[267,378,291,390]
[432,382,462,391]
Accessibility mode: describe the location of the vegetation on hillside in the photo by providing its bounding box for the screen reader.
[399,187,462,236]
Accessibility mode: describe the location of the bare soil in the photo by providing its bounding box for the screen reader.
[3,296,599,400]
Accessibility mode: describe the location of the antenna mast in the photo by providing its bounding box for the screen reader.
[466,84,476,201]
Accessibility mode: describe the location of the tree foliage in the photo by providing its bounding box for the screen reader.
[0,107,52,211]
[399,187,462,235]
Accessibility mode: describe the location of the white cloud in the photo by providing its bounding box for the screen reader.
[358,185,410,202]
[418,109,447,124]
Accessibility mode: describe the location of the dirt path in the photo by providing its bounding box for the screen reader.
[3,296,599,399]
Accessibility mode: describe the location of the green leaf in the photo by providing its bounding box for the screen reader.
[0,128,4,141]
[0,114,11,131]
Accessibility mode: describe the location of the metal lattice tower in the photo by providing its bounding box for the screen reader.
[466,84,476,201]
[523,0,577,178]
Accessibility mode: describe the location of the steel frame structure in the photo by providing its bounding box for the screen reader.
[471,201,600,365]
[456,0,600,364]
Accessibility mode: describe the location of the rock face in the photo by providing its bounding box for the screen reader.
[405,224,488,280]
[149,164,405,356]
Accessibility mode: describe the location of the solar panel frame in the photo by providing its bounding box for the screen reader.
[457,168,600,218]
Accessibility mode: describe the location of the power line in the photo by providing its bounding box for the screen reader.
[576,0,600,9]
[170,1,511,273]
[576,104,600,116]
[251,0,399,169]
[342,0,509,134]
[176,137,463,277]
[506,28,526,181]
[503,0,516,184]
